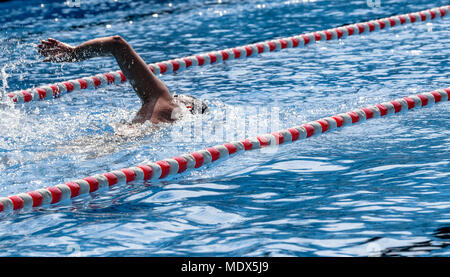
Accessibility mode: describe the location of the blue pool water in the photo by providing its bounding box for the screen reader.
[0,0,449,257]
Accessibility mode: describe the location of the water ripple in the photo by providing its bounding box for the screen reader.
[0,0,449,257]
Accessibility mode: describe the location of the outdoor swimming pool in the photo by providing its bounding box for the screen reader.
[0,0,449,256]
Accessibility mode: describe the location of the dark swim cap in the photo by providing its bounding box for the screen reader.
[174,94,209,114]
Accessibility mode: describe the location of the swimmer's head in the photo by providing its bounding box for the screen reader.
[173,94,209,114]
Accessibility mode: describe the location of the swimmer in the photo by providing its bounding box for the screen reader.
[37,36,208,124]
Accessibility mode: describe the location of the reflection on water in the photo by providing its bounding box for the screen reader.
[374,227,450,256]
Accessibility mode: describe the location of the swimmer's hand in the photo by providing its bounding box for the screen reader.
[37,38,77,62]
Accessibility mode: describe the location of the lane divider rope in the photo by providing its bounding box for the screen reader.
[7,5,449,104]
[1,87,448,212]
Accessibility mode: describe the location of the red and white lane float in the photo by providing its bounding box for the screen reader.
[7,5,450,104]
[1,87,448,213]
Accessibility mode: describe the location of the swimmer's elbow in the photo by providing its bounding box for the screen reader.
[110,35,127,46]
[111,35,124,42]
[107,35,131,53]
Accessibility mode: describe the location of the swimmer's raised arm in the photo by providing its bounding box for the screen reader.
[38,36,175,123]
[38,36,143,63]
[38,37,113,62]
[37,36,207,124]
